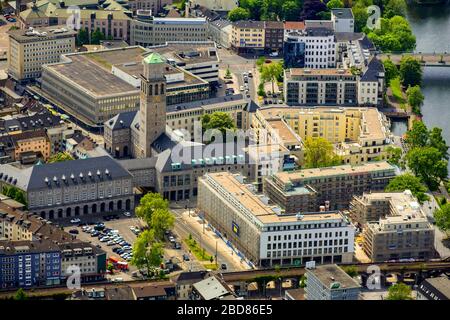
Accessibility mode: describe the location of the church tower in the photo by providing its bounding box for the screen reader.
[138,52,167,158]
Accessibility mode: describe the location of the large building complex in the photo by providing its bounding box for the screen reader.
[264,161,396,213]
[0,156,134,220]
[131,11,208,47]
[198,172,355,267]
[284,57,385,107]
[7,25,76,81]
[252,106,395,166]
[40,46,210,128]
[355,191,435,262]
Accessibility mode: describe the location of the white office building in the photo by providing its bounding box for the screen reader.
[198,172,355,267]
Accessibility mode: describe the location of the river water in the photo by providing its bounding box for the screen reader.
[391,5,450,172]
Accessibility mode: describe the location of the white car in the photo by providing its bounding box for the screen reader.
[107,241,115,246]
[269,52,279,57]
[239,86,244,92]
[70,218,81,224]
[123,211,131,217]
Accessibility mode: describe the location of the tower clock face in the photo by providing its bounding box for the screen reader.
[154,95,162,103]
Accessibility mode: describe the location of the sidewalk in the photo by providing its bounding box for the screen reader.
[177,209,253,272]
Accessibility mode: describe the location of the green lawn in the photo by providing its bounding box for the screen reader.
[203,263,218,270]
[184,238,213,262]
[390,77,406,103]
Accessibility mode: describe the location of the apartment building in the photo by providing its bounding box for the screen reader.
[207,19,232,49]
[264,21,284,53]
[331,8,354,33]
[305,264,361,300]
[0,156,134,220]
[0,240,61,289]
[252,106,394,166]
[231,20,265,54]
[360,191,435,262]
[19,2,131,42]
[264,161,396,212]
[284,28,336,69]
[59,242,107,282]
[12,129,51,163]
[198,172,355,267]
[7,25,76,81]
[284,68,357,106]
[131,11,208,47]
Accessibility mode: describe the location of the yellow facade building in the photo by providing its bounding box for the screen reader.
[252,106,394,166]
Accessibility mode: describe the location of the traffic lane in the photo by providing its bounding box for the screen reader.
[172,218,206,272]
[172,210,245,272]
[172,214,235,271]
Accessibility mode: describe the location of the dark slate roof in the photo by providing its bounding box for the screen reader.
[27,156,131,190]
[151,132,178,153]
[335,32,364,42]
[361,57,384,82]
[155,141,251,173]
[359,35,376,51]
[210,19,231,30]
[233,20,265,29]
[119,157,158,171]
[0,239,60,255]
[305,27,334,37]
[105,286,135,300]
[176,271,208,283]
[105,111,137,130]
[331,8,354,19]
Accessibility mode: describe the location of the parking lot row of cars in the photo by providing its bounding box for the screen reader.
[82,223,135,261]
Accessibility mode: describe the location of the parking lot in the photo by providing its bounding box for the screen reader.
[64,214,143,280]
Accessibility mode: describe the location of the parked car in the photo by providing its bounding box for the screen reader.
[173,242,181,249]
[221,263,227,270]
[68,229,79,234]
[123,211,131,217]
[183,254,190,261]
[70,218,81,224]
[107,241,115,246]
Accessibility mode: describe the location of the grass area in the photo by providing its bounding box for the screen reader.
[184,238,213,262]
[172,0,185,10]
[390,77,406,103]
[203,263,218,270]
[87,53,112,69]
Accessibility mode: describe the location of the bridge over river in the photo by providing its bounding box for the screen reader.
[379,53,450,67]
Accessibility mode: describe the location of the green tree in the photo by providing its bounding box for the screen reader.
[90,28,105,45]
[257,82,266,97]
[429,127,449,160]
[281,1,301,21]
[352,4,369,32]
[387,283,413,300]
[327,0,344,9]
[405,120,429,149]
[434,203,450,236]
[383,59,399,86]
[131,229,163,276]
[14,288,28,300]
[406,147,448,191]
[304,137,342,168]
[406,85,424,115]
[384,0,407,18]
[227,7,251,21]
[260,62,283,94]
[342,266,358,277]
[399,56,422,88]
[2,185,27,208]
[256,56,266,70]
[385,174,429,203]
[76,27,89,46]
[225,68,231,79]
[201,112,236,135]
[386,146,402,167]
[150,208,175,241]
[47,152,74,163]
[135,192,169,225]
[299,274,307,288]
